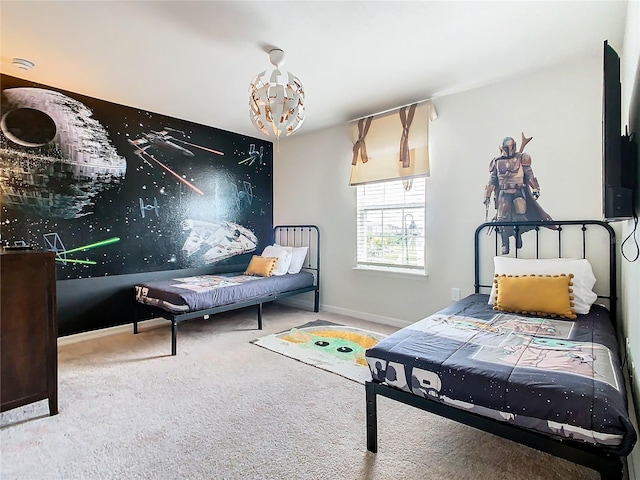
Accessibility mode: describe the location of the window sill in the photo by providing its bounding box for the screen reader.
[352,265,427,278]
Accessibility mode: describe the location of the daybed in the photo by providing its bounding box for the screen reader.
[133,224,320,355]
[365,219,637,480]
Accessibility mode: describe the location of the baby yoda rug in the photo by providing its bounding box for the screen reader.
[251,320,386,384]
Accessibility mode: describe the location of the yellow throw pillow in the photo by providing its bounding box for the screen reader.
[244,256,278,277]
[493,273,577,319]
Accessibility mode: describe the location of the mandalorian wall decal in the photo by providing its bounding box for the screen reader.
[483,133,554,255]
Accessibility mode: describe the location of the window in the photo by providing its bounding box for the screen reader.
[356,178,426,273]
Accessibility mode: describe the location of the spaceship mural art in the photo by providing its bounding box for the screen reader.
[0,74,273,281]
[181,219,257,263]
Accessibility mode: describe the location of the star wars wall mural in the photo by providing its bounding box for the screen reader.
[483,133,554,255]
[0,74,273,281]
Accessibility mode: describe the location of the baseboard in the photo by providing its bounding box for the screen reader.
[57,300,409,347]
[57,318,167,347]
[276,298,412,329]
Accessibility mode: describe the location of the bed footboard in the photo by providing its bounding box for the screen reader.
[365,381,624,479]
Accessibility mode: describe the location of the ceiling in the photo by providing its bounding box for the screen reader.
[0,1,629,140]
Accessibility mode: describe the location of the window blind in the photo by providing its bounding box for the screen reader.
[356,178,426,271]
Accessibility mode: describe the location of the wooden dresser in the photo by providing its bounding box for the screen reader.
[0,250,58,416]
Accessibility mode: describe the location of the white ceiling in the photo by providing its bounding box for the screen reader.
[0,1,629,140]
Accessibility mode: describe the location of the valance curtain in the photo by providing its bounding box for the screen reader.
[348,100,437,186]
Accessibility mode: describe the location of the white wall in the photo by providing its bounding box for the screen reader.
[275,41,640,477]
[275,53,603,325]
[620,0,640,477]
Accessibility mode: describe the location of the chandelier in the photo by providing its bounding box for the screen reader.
[249,48,305,145]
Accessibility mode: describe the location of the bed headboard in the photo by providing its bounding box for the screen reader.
[474,220,617,323]
[273,224,320,283]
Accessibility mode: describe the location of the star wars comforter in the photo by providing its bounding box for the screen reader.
[135,272,315,313]
[365,293,637,455]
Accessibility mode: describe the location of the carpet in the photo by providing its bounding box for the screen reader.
[251,319,386,384]
[1,305,601,480]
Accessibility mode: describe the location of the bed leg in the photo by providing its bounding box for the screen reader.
[365,381,378,453]
[257,303,263,330]
[133,305,138,334]
[314,290,319,313]
[171,320,178,356]
[598,457,623,480]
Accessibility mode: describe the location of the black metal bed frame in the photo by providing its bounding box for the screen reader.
[473,220,617,326]
[365,220,627,480]
[133,224,320,356]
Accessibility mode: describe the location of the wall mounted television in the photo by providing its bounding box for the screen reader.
[602,40,638,221]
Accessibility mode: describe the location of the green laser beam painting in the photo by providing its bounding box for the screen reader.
[0,74,273,280]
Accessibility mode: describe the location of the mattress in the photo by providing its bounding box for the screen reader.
[135,272,315,313]
[365,293,637,455]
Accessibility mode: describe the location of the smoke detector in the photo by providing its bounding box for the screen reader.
[12,58,35,70]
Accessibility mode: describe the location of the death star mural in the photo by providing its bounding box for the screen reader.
[0,87,126,219]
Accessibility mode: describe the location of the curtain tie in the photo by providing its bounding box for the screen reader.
[399,103,417,168]
[352,116,373,165]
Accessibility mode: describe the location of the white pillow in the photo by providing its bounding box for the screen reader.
[286,246,309,274]
[261,245,292,276]
[488,257,597,315]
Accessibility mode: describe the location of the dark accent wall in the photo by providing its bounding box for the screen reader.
[0,74,273,336]
[57,262,248,336]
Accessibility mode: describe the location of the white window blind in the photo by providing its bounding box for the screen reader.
[356,178,426,272]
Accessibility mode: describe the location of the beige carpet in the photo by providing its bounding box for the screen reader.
[0,303,602,480]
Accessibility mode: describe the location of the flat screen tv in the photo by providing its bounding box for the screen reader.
[628,53,640,215]
[602,40,637,221]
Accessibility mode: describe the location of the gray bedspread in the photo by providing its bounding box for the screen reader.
[135,272,315,313]
[366,293,637,455]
